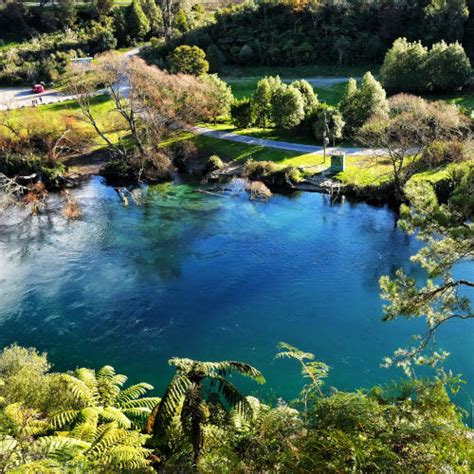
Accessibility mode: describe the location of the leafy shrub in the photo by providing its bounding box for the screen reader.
[312,104,345,144]
[420,140,467,168]
[171,140,200,172]
[167,45,209,75]
[381,37,472,93]
[340,72,388,136]
[244,160,301,188]
[230,98,254,128]
[127,0,151,43]
[271,84,305,130]
[203,154,224,176]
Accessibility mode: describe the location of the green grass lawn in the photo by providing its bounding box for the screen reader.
[4,94,124,146]
[191,133,394,187]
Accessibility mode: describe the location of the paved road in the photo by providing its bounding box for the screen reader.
[192,126,385,156]
[0,45,144,111]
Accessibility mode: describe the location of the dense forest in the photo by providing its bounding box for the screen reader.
[153,0,474,66]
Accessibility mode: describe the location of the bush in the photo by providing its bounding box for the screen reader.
[170,140,199,172]
[230,98,254,128]
[203,154,224,176]
[244,160,301,188]
[340,72,388,135]
[272,84,305,130]
[381,37,472,93]
[200,74,234,123]
[420,140,467,169]
[290,79,318,115]
[425,41,472,92]
[167,45,209,75]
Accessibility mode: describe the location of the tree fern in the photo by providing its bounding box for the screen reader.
[275,342,329,400]
[58,365,156,431]
[149,357,264,464]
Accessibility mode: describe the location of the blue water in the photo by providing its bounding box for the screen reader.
[0,177,472,407]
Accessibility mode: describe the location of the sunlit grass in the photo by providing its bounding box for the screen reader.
[5,94,125,146]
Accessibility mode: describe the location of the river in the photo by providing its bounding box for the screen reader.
[0,176,472,409]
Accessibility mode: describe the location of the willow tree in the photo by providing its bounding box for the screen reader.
[147,357,265,464]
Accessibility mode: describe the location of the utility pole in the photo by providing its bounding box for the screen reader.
[323,111,330,164]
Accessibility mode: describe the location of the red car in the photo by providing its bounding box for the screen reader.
[32,84,45,94]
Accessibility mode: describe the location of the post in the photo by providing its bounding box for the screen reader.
[323,111,330,164]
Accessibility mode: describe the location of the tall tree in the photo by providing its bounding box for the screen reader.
[127,0,151,42]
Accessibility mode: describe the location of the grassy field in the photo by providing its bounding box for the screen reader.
[191,134,394,187]
[3,95,124,146]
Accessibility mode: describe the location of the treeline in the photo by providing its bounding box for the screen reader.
[0,0,207,84]
[0,344,473,472]
[154,0,474,67]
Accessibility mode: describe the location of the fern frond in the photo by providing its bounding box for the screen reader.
[148,375,191,434]
[0,436,18,455]
[212,361,266,384]
[97,365,117,379]
[88,423,128,458]
[49,410,80,429]
[100,407,131,429]
[70,420,98,442]
[38,435,91,456]
[116,383,154,406]
[62,374,95,405]
[121,396,160,410]
[212,376,246,408]
[275,342,315,361]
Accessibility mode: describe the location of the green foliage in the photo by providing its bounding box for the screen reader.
[312,104,345,145]
[251,77,274,128]
[0,348,155,472]
[174,8,190,33]
[381,37,472,93]
[290,79,318,115]
[275,342,329,401]
[167,45,209,75]
[164,2,468,68]
[424,0,469,44]
[1,346,473,472]
[340,72,388,135]
[148,357,264,464]
[201,73,234,122]
[127,0,151,43]
[243,160,301,188]
[230,98,255,128]
[140,0,164,37]
[380,166,473,373]
[206,44,225,73]
[271,84,305,130]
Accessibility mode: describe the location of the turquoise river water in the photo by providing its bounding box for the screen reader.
[0,177,472,408]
